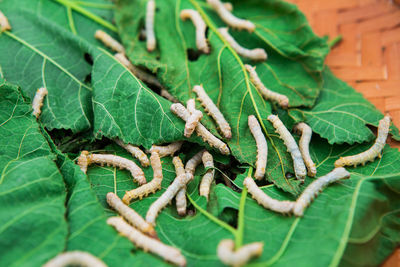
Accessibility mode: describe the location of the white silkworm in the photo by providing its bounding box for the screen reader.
[146,172,193,225]
[123,152,163,203]
[32,87,48,118]
[207,0,255,32]
[107,217,186,266]
[85,153,146,185]
[94,30,125,54]
[173,156,187,216]
[149,141,183,158]
[223,2,233,11]
[185,150,205,175]
[245,64,289,108]
[193,85,232,139]
[161,89,179,103]
[115,138,149,167]
[217,239,263,267]
[248,115,267,180]
[43,251,107,267]
[0,10,11,32]
[171,103,230,155]
[146,0,156,52]
[267,115,306,181]
[180,9,209,54]
[243,177,294,214]
[77,151,90,174]
[218,28,267,61]
[293,167,350,216]
[335,115,391,167]
[293,123,316,177]
[199,151,215,200]
[185,98,203,138]
[107,192,157,238]
[114,53,162,88]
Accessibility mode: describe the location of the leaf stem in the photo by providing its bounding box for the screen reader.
[328,35,342,49]
[73,1,115,9]
[187,193,237,236]
[66,6,77,35]
[235,167,252,249]
[53,0,117,32]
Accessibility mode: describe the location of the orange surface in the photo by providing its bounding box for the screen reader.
[286,0,400,265]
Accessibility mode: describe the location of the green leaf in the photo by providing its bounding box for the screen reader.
[0,82,67,266]
[290,68,400,144]
[214,137,400,266]
[0,7,93,132]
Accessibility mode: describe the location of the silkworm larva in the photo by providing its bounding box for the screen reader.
[107,217,186,266]
[107,192,157,238]
[87,153,146,185]
[207,0,255,32]
[146,172,193,226]
[293,123,316,177]
[267,115,306,181]
[77,150,90,174]
[217,239,263,267]
[32,87,48,118]
[43,251,107,267]
[199,151,215,200]
[223,2,233,11]
[115,138,149,167]
[185,150,206,175]
[146,0,156,52]
[173,156,187,216]
[122,152,163,203]
[180,9,209,54]
[114,53,162,88]
[149,141,183,158]
[335,115,391,167]
[293,167,350,217]
[171,103,230,155]
[243,177,294,214]
[161,89,179,103]
[94,30,125,54]
[193,85,232,139]
[0,10,11,32]
[245,64,289,108]
[218,28,267,61]
[248,115,268,180]
[185,98,203,138]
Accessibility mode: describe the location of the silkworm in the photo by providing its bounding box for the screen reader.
[199,151,215,200]
[293,123,316,177]
[193,85,231,139]
[223,2,233,11]
[217,239,263,267]
[115,138,149,167]
[146,0,156,52]
[173,156,187,216]
[293,167,350,216]
[161,89,179,103]
[245,64,289,108]
[267,115,306,181]
[146,172,193,225]
[114,53,162,88]
[43,251,107,267]
[85,153,146,185]
[149,141,183,158]
[185,150,206,175]
[218,28,267,61]
[122,152,163,203]
[107,217,186,266]
[243,177,294,214]
[0,10,11,32]
[94,30,125,54]
[107,192,157,238]
[335,115,391,167]
[180,9,209,53]
[171,103,230,155]
[77,151,90,174]
[32,87,48,118]
[248,115,267,180]
[184,98,203,138]
[207,0,255,32]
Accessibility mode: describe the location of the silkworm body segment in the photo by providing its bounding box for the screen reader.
[173,156,187,216]
[32,87,48,118]
[146,0,156,51]
[115,138,149,167]
[335,115,391,167]
[149,141,183,158]
[293,122,316,177]
[43,251,107,267]
[199,151,215,200]
[185,98,203,138]
[180,9,209,53]
[248,115,268,180]
[95,30,125,53]
[217,239,263,267]
[0,10,11,31]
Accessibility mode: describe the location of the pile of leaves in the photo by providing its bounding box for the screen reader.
[1,0,400,266]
